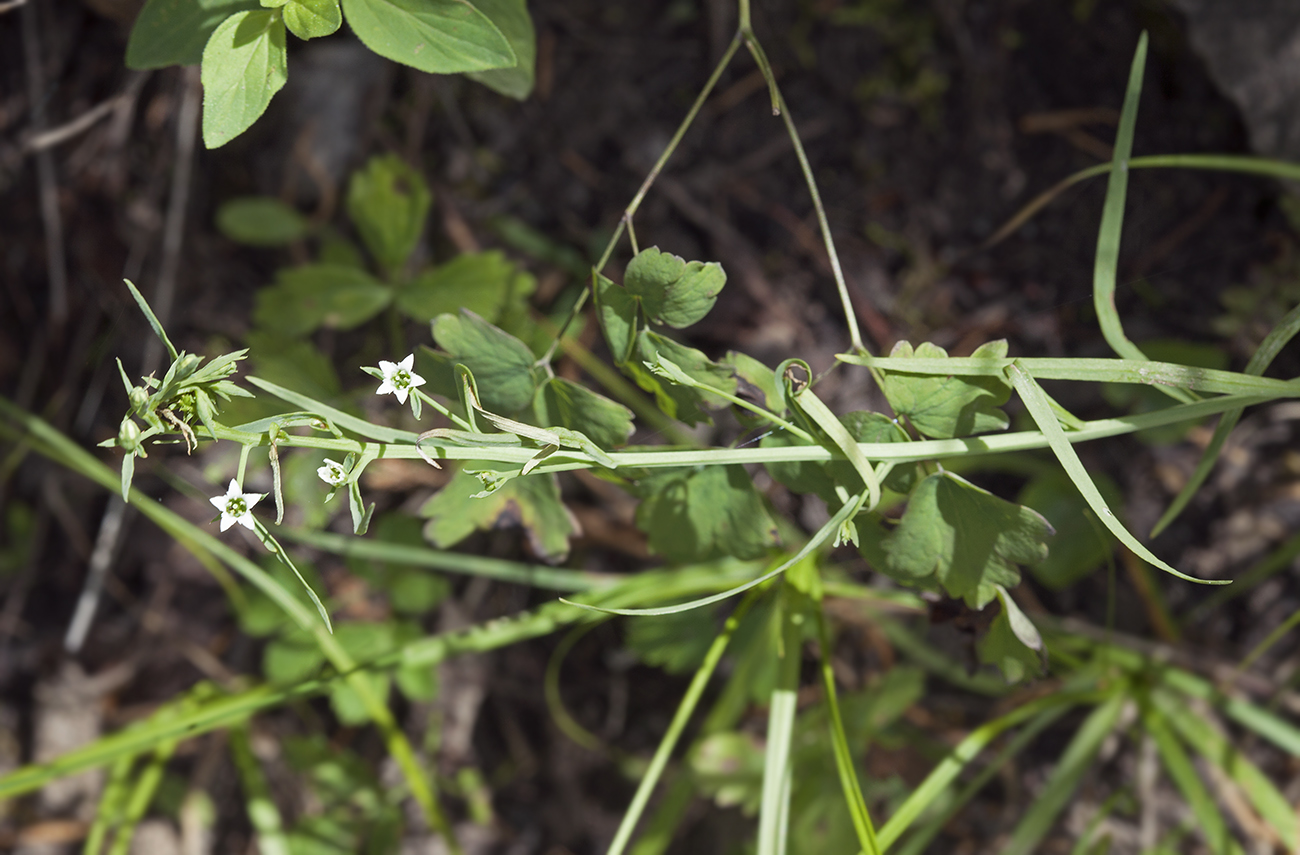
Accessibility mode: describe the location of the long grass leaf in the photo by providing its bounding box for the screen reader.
[1142,703,1240,855]
[757,595,802,855]
[246,376,420,443]
[123,279,178,363]
[561,490,861,616]
[606,591,760,855]
[876,691,1099,849]
[1001,692,1127,855]
[1008,363,1226,584]
[1152,688,1299,850]
[1152,300,1300,535]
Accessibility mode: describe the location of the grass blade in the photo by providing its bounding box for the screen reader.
[1001,692,1127,855]
[756,592,801,855]
[1152,300,1300,536]
[123,279,178,363]
[1007,363,1226,585]
[1142,701,1241,855]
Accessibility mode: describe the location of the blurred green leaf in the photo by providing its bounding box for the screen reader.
[533,377,634,450]
[200,10,288,148]
[690,732,765,815]
[431,310,541,413]
[216,196,308,246]
[880,472,1053,608]
[1018,469,1121,589]
[396,250,523,323]
[253,264,392,335]
[465,0,535,99]
[340,0,514,74]
[635,466,778,562]
[281,0,341,39]
[421,467,578,563]
[346,154,431,272]
[879,340,1012,439]
[263,629,325,684]
[978,589,1044,682]
[245,332,343,403]
[328,622,395,724]
[127,0,262,69]
[624,608,717,674]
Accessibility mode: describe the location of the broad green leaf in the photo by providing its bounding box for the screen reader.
[345,154,431,272]
[632,330,736,426]
[465,0,535,99]
[340,0,515,74]
[253,264,392,335]
[624,247,728,328]
[880,471,1053,608]
[878,340,1012,439]
[662,260,726,328]
[396,250,520,322]
[421,467,577,563]
[263,629,325,684]
[635,466,778,563]
[625,608,718,674]
[1018,469,1122,589]
[200,10,288,149]
[127,0,262,69]
[245,332,343,404]
[977,587,1043,682]
[281,0,341,38]
[532,378,634,450]
[329,622,395,724]
[595,273,638,364]
[216,196,308,245]
[431,310,541,413]
[725,350,781,413]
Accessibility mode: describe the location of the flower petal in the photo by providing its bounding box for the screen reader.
[397,354,415,370]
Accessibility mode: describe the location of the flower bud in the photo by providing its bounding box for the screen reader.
[118,417,142,451]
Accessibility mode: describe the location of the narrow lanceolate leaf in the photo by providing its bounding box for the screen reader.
[127,0,262,69]
[200,10,288,148]
[1007,362,1225,585]
[341,0,515,74]
[282,0,342,39]
[465,0,536,99]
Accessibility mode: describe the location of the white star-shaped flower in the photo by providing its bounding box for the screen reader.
[317,458,347,486]
[374,354,425,404]
[209,479,263,532]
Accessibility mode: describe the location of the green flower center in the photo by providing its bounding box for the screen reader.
[226,497,247,516]
[392,370,411,390]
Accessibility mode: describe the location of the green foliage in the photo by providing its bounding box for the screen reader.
[215,196,309,246]
[634,466,779,563]
[420,465,578,563]
[862,471,1053,609]
[346,154,432,274]
[128,0,535,147]
[877,339,1012,439]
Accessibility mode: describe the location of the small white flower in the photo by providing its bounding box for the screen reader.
[317,458,347,486]
[374,354,425,404]
[209,479,263,532]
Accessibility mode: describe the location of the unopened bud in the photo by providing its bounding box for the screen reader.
[118,417,142,451]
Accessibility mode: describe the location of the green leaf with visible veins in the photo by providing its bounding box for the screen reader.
[465,0,535,99]
[421,467,578,563]
[634,466,778,562]
[127,0,263,69]
[978,591,1044,683]
[200,10,288,148]
[346,154,431,273]
[879,340,1013,439]
[596,273,639,364]
[533,378,634,450]
[341,0,514,74]
[396,250,523,323]
[882,471,1053,608]
[431,310,541,413]
[632,330,736,426]
[253,264,392,335]
[623,247,727,329]
[281,0,341,39]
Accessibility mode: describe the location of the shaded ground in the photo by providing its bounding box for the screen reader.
[2,0,1300,852]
